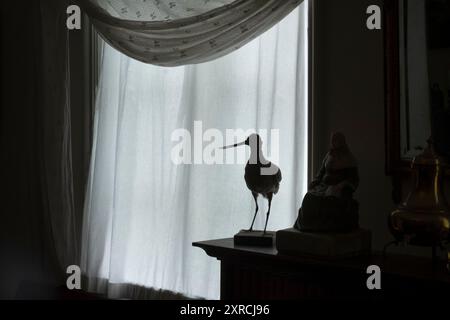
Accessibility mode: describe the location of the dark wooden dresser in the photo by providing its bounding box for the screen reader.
[193,238,450,300]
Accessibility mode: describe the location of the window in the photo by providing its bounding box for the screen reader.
[82,2,308,300]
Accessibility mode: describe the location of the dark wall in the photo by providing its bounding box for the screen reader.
[313,0,394,250]
[313,0,447,256]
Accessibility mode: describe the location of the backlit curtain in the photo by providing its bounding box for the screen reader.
[80,0,302,66]
[81,2,308,299]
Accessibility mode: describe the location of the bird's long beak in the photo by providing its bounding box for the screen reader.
[220,141,245,149]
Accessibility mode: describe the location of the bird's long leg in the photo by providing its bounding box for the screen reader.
[263,193,273,235]
[247,192,259,232]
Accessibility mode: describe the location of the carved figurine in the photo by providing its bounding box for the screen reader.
[294,132,359,232]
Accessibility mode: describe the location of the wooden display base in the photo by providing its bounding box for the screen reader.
[234,230,275,247]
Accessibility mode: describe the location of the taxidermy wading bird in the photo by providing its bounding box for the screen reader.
[221,134,282,234]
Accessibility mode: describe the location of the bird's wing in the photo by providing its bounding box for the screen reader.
[271,165,282,195]
[269,162,281,182]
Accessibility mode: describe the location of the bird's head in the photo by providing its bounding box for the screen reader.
[244,133,262,148]
[221,133,262,150]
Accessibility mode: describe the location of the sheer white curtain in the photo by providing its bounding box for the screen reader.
[80,0,303,66]
[82,3,308,300]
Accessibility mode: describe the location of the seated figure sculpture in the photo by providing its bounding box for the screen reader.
[294,132,359,232]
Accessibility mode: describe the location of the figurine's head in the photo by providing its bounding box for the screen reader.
[330,132,347,150]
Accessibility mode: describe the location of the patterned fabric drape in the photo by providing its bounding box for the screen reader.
[80,0,302,66]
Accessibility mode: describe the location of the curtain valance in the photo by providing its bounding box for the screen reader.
[80,0,302,66]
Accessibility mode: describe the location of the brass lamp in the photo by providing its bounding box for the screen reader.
[389,141,450,246]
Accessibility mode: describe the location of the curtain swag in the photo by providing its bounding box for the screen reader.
[79,0,303,66]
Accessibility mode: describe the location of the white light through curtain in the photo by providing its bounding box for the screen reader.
[81,3,308,300]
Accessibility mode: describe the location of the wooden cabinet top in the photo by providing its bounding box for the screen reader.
[193,238,450,285]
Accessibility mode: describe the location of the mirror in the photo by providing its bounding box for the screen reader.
[385,0,450,172]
